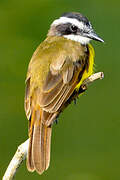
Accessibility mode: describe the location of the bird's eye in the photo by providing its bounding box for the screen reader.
[70,25,78,32]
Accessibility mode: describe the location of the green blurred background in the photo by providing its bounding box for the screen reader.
[0,0,120,179]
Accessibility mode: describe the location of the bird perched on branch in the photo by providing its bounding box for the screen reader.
[24,12,104,175]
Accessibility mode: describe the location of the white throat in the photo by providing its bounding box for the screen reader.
[64,34,91,45]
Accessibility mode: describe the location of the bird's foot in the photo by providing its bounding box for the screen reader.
[74,99,77,105]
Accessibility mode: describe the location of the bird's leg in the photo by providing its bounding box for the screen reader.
[54,118,59,124]
[53,115,59,125]
[74,99,77,105]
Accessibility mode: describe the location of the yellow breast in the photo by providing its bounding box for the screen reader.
[75,43,95,90]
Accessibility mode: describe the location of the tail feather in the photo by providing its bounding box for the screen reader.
[45,126,52,170]
[27,107,52,174]
[27,126,35,172]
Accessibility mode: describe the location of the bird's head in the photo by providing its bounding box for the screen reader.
[48,12,104,45]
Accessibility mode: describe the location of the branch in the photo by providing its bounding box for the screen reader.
[83,71,104,86]
[80,72,104,92]
[2,72,104,180]
[2,139,29,180]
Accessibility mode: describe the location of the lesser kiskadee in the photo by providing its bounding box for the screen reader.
[24,12,104,175]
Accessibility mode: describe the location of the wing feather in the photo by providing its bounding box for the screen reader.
[40,58,84,115]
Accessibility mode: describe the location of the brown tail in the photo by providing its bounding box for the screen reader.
[27,107,52,174]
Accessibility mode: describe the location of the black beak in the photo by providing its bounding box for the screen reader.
[85,31,104,42]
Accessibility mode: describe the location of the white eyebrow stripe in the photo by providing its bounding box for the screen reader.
[52,17,84,30]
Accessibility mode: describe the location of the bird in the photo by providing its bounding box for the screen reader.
[24,12,104,175]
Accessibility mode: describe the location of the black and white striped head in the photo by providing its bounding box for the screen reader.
[48,12,104,45]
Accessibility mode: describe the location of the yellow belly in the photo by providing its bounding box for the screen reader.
[75,43,95,91]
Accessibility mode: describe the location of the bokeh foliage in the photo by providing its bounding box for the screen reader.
[0,0,120,179]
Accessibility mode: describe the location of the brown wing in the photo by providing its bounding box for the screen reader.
[38,56,86,126]
[25,57,86,124]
